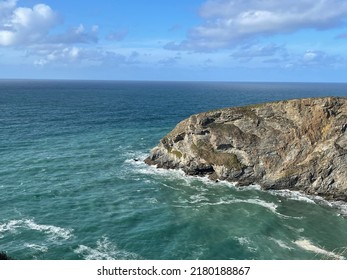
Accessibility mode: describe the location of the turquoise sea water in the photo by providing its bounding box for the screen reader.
[1,80,347,260]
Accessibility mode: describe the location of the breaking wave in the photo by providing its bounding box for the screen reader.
[74,236,140,260]
[0,219,73,241]
[24,243,48,253]
[294,239,345,260]
[269,237,293,250]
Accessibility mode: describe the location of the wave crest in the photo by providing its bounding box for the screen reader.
[74,236,140,260]
[0,219,73,241]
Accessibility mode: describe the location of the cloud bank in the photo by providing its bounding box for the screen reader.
[0,0,110,66]
[166,0,347,51]
[0,0,99,46]
[0,0,60,46]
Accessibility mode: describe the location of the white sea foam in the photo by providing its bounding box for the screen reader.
[233,184,262,192]
[145,197,159,204]
[0,220,23,238]
[24,243,48,253]
[124,153,223,188]
[124,152,265,198]
[129,162,212,193]
[0,219,73,241]
[24,219,73,241]
[135,158,347,217]
[330,201,347,217]
[212,198,278,214]
[127,159,187,180]
[125,150,347,218]
[284,224,305,233]
[160,182,181,191]
[74,236,140,260]
[270,189,347,217]
[294,239,345,260]
[189,194,209,204]
[269,189,317,204]
[269,237,293,250]
[238,199,302,219]
[176,197,279,214]
[126,152,262,188]
[236,236,257,252]
[237,236,251,246]
[190,244,207,259]
[240,198,278,213]
[177,196,303,219]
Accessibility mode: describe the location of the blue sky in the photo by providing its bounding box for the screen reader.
[0,0,347,82]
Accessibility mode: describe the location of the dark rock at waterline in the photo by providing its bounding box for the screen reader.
[145,97,347,202]
[0,251,13,260]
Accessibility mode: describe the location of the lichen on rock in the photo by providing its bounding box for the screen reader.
[145,97,347,202]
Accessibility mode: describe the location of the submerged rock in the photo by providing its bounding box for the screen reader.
[145,97,347,202]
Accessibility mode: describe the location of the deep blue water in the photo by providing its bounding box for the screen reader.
[1,80,347,260]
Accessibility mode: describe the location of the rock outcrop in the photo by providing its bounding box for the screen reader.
[145,97,347,202]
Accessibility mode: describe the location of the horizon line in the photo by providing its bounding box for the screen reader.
[0,78,347,85]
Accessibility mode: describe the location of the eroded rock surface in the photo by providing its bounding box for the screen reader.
[145,97,347,201]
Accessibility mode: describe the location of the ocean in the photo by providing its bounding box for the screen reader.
[1,80,347,260]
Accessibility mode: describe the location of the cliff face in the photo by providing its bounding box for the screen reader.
[145,97,347,201]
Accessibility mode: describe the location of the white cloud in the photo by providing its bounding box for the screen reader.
[0,1,60,46]
[32,46,82,66]
[0,1,100,46]
[168,0,347,51]
[274,49,344,69]
[29,44,143,67]
[303,51,318,61]
[231,43,285,60]
[33,58,47,66]
[48,24,99,44]
[300,50,343,66]
[227,44,344,69]
[158,56,181,66]
[0,0,104,68]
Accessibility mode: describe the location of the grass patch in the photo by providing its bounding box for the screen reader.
[164,146,183,159]
[191,142,244,170]
[171,150,183,159]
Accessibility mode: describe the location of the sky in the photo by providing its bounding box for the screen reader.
[0,0,347,82]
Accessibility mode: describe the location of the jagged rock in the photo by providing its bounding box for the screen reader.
[145,97,347,202]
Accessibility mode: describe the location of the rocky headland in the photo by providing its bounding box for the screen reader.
[145,97,347,202]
